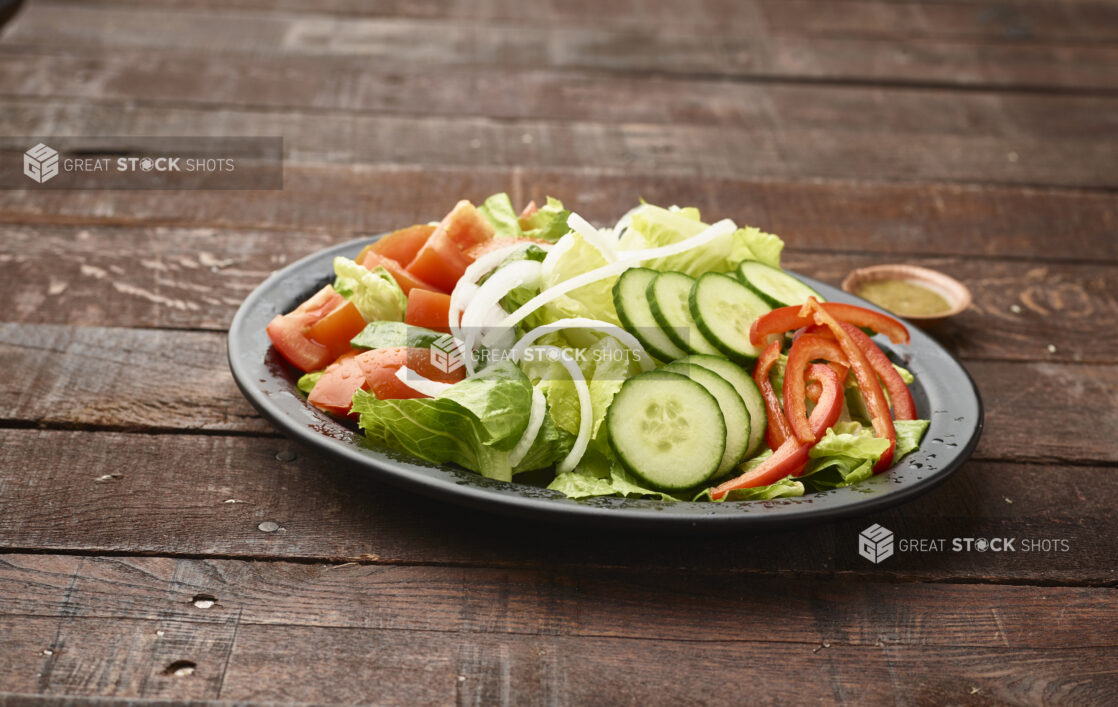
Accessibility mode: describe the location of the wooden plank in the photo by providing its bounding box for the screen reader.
[39,0,1118,46]
[0,428,1114,583]
[2,324,1117,462]
[35,0,1118,44]
[2,98,1114,189]
[3,555,1116,648]
[6,3,1118,91]
[2,225,1116,364]
[3,614,1115,704]
[0,167,1114,262]
[4,51,1118,136]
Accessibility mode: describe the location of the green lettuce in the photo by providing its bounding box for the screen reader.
[296,370,323,396]
[333,256,406,323]
[617,203,784,276]
[692,477,805,502]
[350,320,444,351]
[548,448,685,502]
[533,232,621,333]
[520,196,571,242]
[533,337,640,453]
[894,419,930,459]
[477,193,571,243]
[477,193,522,239]
[798,419,930,492]
[352,361,568,481]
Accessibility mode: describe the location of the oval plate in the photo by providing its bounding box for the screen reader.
[229,235,982,531]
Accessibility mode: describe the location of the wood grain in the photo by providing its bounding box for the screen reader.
[37,0,1118,43]
[0,428,1114,584]
[2,96,1114,188]
[7,614,1115,704]
[8,2,1118,91]
[5,51,1118,135]
[3,554,1116,647]
[1,555,1116,703]
[1,168,1114,263]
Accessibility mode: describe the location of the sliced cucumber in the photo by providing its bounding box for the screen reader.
[681,354,767,458]
[662,362,749,478]
[607,370,725,491]
[612,268,687,363]
[648,271,721,356]
[737,261,824,308]
[689,272,772,365]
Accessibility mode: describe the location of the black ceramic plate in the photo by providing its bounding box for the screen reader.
[228,235,982,530]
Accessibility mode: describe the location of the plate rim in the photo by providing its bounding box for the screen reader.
[228,234,984,531]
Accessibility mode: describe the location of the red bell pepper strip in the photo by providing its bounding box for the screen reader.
[803,299,896,471]
[753,341,793,451]
[750,302,910,348]
[712,363,844,498]
[839,322,917,421]
[783,333,850,444]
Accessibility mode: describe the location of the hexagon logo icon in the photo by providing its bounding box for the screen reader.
[429,334,464,375]
[24,143,60,184]
[858,523,894,564]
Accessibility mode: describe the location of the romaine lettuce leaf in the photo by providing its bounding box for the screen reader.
[352,361,546,481]
[333,256,406,323]
[535,337,639,453]
[534,233,621,332]
[692,477,805,502]
[894,419,930,459]
[478,193,522,239]
[520,196,571,242]
[350,320,445,351]
[547,448,685,502]
[617,203,784,276]
[296,370,323,396]
[797,419,930,491]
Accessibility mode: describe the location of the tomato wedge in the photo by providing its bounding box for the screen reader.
[355,346,466,400]
[266,285,354,372]
[803,299,896,471]
[783,333,849,444]
[712,363,844,498]
[307,350,365,417]
[750,302,910,347]
[406,233,471,293]
[360,251,443,295]
[464,236,550,261]
[356,224,436,267]
[406,200,495,292]
[305,300,365,358]
[404,289,453,334]
[753,341,793,451]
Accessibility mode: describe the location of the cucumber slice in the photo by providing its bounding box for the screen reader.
[689,272,772,365]
[612,268,687,363]
[648,271,721,356]
[737,261,824,308]
[662,362,749,477]
[681,354,767,458]
[607,370,725,491]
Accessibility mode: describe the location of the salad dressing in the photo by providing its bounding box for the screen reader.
[855,279,951,318]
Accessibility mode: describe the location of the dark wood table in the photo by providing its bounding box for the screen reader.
[2,0,1116,704]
